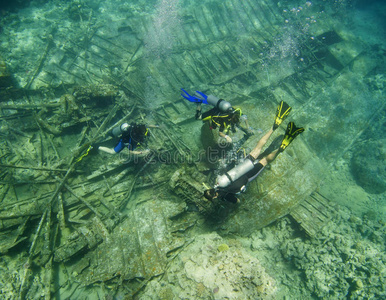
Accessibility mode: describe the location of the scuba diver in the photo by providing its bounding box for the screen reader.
[204,101,304,203]
[92,122,151,155]
[181,89,251,143]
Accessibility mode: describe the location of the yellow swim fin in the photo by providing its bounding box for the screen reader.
[279,122,304,152]
[273,101,292,130]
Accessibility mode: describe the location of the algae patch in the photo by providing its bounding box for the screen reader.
[217,243,229,252]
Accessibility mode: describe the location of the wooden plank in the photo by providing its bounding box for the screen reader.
[290,192,337,238]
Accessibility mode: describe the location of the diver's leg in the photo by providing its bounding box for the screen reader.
[259,149,280,166]
[248,128,274,160]
[98,146,117,155]
[98,139,124,155]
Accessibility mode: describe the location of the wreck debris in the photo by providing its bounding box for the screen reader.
[289,192,339,238]
[0,0,384,298]
[73,84,119,107]
[0,55,13,89]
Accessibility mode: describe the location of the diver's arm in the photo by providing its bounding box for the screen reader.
[219,131,232,143]
[236,123,252,135]
[195,103,202,119]
[243,116,250,129]
[236,115,253,135]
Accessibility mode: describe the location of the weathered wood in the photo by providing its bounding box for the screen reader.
[0,217,29,254]
[0,163,69,173]
[25,38,54,89]
[290,192,337,238]
[119,152,156,210]
[0,103,60,110]
[18,209,48,300]
[57,192,66,231]
[63,183,103,219]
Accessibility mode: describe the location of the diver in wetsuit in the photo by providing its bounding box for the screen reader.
[93,122,150,155]
[204,101,304,203]
[181,89,251,143]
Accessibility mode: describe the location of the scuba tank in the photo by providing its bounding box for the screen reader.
[216,158,255,188]
[181,89,233,113]
[111,123,130,137]
[206,95,233,113]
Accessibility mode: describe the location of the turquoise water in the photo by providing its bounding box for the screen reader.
[0,0,384,299]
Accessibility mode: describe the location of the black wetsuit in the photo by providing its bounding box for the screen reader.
[114,130,137,153]
[200,107,238,133]
[113,124,147,153]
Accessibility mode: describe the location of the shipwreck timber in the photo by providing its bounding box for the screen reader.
[0,0,384,298]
